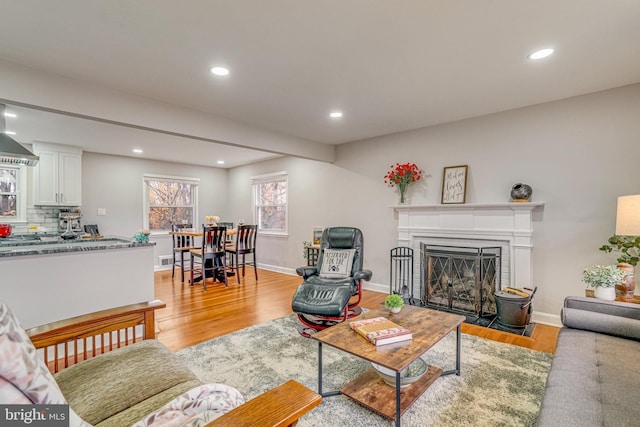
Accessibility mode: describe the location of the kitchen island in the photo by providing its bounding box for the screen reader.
[0,235,155,328]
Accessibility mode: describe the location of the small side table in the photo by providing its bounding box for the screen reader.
[584,288,640,304]
[304,245,320,267]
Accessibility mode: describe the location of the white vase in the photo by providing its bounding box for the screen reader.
[594,286,616,301]
[389,307,402,314]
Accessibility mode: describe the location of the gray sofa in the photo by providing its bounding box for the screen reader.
[537,296,640,426]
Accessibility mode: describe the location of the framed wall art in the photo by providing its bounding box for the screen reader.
[312,226,325,245]
[441,165,468,204]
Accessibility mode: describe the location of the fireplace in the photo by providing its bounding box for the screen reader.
[394,202,543,304]
[420,243,501,317]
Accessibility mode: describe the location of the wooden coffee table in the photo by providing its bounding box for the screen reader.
[312,304,465,427]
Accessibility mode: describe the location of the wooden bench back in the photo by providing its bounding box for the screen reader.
[26,300,166,373]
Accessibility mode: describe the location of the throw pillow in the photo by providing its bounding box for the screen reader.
[131,383,245,427]
[0,300,91,427]
[319,248,356,279]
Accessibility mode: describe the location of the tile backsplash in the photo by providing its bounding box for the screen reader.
[12,206,81,234]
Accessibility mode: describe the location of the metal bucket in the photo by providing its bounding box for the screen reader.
[494,287,536,328]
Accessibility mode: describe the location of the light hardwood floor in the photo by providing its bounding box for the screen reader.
[154,268,559,354]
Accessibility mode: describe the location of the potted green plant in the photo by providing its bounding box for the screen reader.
[600,235,640,266]
[599,235,639,297]
[132,229,150,243]
[384,294,405,313]
[302,241,311,259]
[582,265,628,301]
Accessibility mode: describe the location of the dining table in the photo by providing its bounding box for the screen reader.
[169,228,237,238]
[169,227,237,284]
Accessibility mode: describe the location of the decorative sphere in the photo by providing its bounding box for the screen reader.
[511,183,532,202]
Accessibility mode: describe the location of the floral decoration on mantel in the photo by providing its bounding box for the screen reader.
[384,162,423,204]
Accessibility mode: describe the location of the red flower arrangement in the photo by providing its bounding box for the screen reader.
[384,162,423,204]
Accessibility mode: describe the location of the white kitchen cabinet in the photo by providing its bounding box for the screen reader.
[33,143,82,206]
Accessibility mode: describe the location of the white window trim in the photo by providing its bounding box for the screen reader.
[251,171,288,237]
[0,165,27,224]
[143,174,200,235]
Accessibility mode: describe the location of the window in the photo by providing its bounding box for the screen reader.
[143,174,199,232]
[252,172,288,235]
[0,165,26,222]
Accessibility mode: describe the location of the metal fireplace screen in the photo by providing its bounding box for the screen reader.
[420,244,501,318]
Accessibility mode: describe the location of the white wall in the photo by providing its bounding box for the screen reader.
[227,84,640,323]
[66,84,640,323]
[81,152,228,267]
[227,157,377,274]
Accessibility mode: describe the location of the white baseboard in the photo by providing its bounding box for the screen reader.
[155,262,297,275]
[257,263,298,276]
[362,281,388,294]
[531,311,562,327]
[257,264,388,294]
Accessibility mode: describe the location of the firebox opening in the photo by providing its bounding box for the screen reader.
[420,243,501,319]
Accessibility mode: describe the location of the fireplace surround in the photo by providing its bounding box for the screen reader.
[394,202,544,302]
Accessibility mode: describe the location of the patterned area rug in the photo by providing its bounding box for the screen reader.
[177,315,552,427]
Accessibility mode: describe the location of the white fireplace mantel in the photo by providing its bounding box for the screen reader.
[392,202,544,212]
[393,202,544,289]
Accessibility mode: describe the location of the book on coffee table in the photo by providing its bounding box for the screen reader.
[350,316,412,346]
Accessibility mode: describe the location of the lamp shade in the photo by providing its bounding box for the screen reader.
[615,195,640,236]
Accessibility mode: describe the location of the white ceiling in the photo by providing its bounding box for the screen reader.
[1,0,639,167]
[2,105,283,168]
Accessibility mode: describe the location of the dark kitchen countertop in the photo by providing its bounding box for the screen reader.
[0,235,155,257]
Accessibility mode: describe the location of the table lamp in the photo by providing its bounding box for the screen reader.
[615,194,640,297]
[616,195,640,236]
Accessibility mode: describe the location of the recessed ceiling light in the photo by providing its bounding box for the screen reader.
[3,112,16,118]
[211,67,230,76]
[217,160,225,165]
[528,48,554,60]
[133,148,143,154]
[4,131,16,135]
[329,111,343,119]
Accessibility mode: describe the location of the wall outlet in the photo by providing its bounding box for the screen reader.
[97,208,107,216]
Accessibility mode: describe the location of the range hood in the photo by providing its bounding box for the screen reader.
[0,105,39,166]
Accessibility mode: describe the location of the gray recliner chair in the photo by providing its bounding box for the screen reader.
[291,226,372,336]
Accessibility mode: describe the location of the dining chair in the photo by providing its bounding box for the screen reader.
[172,223,196,283]
[189,225,228,290]
[218,222,235,245]
[227,224,258,283]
